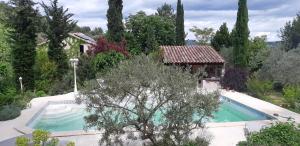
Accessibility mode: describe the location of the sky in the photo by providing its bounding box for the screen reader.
[3,0,300,41]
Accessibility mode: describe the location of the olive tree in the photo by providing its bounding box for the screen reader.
[78,55,219,146]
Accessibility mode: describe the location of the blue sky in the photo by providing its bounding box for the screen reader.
[3,0,300,41]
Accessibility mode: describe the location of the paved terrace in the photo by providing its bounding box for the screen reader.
[0,91,300,146]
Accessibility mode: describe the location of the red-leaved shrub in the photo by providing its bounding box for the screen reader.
[87,37,129,57]
[221,68,248,92]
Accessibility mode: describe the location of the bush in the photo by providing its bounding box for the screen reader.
[221,68,248,92]
[77,55,96,86]
[16,129,75,146]
[92,51,125,73]
[238,122,300,146]
[283,85,300,108]
[246,77,272,98]
[0,104,21,121]
[16,137,30,146]
[49,71,74,95]
[36,90,47,97]
[33,129,50,145]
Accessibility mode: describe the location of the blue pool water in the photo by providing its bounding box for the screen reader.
[28,97,274,132]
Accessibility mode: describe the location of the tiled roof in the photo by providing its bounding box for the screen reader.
[162,45,225,64]
[69,33,96,45]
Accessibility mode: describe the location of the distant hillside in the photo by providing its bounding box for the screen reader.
[185,39,197,45]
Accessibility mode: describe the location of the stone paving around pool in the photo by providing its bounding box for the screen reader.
[1,91,300,146]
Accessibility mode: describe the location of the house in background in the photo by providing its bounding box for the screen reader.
[161,45,225,80]
[37,32,96,58]
[66,33,96,55]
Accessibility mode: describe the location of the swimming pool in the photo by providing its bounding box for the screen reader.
[27,97,274,132]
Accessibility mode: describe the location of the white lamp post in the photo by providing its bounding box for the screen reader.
[70,58,79,95]
[19,77,23,93]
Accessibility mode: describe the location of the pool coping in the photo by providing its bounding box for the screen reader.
[13,90,296,138]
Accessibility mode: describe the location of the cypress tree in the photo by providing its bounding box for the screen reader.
[176,0,185,45]
[107,0,124,43]
[232,0,249,68]
[8,0,38,91]
[41,0,76,79]
[211,23,231,51]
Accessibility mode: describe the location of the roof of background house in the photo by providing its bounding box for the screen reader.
[37,32,97,46]
[161,45,225,64]
[69,32,96,45]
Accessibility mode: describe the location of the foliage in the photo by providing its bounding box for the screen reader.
[49,71,74,95]
[156,3,175,21]
[221,68,248,92]
[65,36,85,58]
[248,36,270,72]
[176,0,185,45]
[88,36,129,57]
[16,137,30,146]
[219,47,234,67]
[246,76,273,98]
[238,122,300,146]
[66,142,75,146]
[36,91,47,97]
[283,85,300,109]
[8,0,39,90]
[189,27,215,45]
[79,55,219,146]
[77,55,96,86]
[41,0,77,80]
[107,0,124,42]
[258,48,284,81]
[73,25,103,40]
[0,21,11,63]
[33,129,50,146]
[155,136,209,146]
[211,23,231,51]
[280,12,300,51]
[125,11,176,53]
[232,0,249,68]
[34,48,57,93]
[0,104,21,121]
[124,32,142,55]
[16,129,75,146]
[92,51,125,73]
[259,47,300,85]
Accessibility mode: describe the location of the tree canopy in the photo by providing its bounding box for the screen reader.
[190,26,215,45]
[107,0,124,42]
[79,55,219,146]
[156,3,175,21]
[8,0,39,90]
[41,0,77,79]
[211,23,231,51]
[125,11,176,53]
[176,0,185,45]
[232,0,249,68]
[280,12,300,51]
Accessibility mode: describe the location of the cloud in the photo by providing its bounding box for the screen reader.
[3,0,300,41]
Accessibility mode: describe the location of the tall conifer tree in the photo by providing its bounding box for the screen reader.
[232,0,249,68]
[176,0,185,45]
[42,0,76,79]
[107,0,124,42]
[8,0,38,90]
[211,23,231,51]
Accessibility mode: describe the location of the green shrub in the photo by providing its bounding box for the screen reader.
[47,138,59,146]
[66,141,75,146]
[92,51,125,73]
[16,137,30,146]
[36,91,47,97]
[32,129,50,145]
[49,71,74,95]
[238,122,300,146]
[0,104,21,121]
[154,137,209,146]
[246,77,273,98]
[283,85,300,108]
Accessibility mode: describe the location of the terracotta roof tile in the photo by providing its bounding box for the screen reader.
[161,45,225,64]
